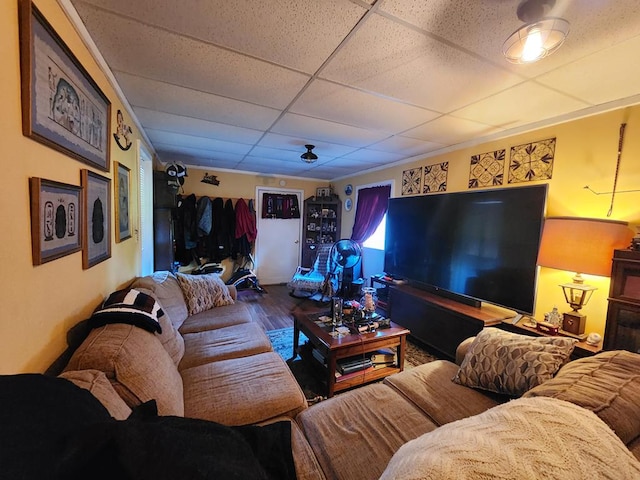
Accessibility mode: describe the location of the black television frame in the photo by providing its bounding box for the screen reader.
[383,184,548,314]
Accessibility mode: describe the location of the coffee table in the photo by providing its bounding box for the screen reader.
[292,309,410,397]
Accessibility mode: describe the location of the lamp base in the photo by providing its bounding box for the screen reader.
[562,310,586,335]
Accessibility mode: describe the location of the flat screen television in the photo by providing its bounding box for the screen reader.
[384,184,548,314]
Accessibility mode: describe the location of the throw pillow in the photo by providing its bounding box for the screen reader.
[452,328,576,397]
[89,288,164,334]
[176,273,234,315]
[523,349,640,445]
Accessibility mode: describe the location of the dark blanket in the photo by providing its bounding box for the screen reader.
[0,374,296,480]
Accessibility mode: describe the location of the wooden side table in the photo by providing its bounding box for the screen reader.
[499,319,602,358]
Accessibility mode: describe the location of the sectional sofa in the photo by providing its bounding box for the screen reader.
[2,271,640,479]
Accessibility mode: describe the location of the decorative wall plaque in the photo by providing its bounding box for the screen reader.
[402,167,422,195]
[508,138,556,184]
[423,162,448,193]
[469,149,505,188]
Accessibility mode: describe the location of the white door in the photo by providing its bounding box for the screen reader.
[255,187,303,285]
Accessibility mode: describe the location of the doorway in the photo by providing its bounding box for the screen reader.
[255,187,303,285]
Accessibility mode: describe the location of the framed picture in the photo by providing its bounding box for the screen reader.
[81,169,111,268]
[114,162,131,242]
[29,177,82,265]
[19,0,111,171]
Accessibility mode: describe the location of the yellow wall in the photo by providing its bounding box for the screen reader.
[333,107,640,338]
[0,0,148,374]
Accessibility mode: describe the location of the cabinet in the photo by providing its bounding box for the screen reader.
[388,285,506,359]
[153,171,177,272]
[301,195,341,267]
[604,249,640,353]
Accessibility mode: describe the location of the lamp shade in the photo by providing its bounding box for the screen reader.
[537,217,633,277]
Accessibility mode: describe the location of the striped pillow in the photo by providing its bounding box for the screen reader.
[90,288,164,334]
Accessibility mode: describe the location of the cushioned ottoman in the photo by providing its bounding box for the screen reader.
[181,352,307,426]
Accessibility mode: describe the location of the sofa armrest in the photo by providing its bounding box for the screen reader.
[455,337,475,365]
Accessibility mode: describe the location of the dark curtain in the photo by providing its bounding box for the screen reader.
[350,185,391,243]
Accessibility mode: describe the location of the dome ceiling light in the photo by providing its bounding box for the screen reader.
[503,0,569,64]
[301,144,318,164]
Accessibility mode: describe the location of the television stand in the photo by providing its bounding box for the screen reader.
[388,284,510,359]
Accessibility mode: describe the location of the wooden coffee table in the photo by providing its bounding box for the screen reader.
[292,309,410,397]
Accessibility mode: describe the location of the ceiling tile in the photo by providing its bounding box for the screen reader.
[321,13,523,113]
[154,144,245,167]
[257,133,359,157]
[341,149,405,164]
[403,116,503,145]
[367,136,445,156]
[536,35,640,106]
[118,73,281,130]
[271,113,390,147]
[146,129,253,155]
[290,79,440,133]
[134,108,263,144]
[75,0,367,73]
[73,6,310,108]
[454,83,590,130]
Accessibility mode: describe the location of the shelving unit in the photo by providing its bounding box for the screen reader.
[301,195,341,267]
[604,249,640,353]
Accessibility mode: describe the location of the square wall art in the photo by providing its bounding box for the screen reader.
[402,167,422,195]
[508,137,556,184]
[423,162,448,193]
[469,149,505,188]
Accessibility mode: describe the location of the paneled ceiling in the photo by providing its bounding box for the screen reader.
[66,0,640,180]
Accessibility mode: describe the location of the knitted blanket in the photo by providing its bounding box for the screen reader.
[380,397,640,480]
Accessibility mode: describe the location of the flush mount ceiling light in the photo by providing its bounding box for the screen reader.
[301,144,318,164]
[503,0,569,64]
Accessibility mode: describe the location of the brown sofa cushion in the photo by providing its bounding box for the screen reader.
[131,271,189,329]
[453,328,576,397]
[59,369,132,420]
[65,324,184,416]
[179,323,272,370]
[175,273,234,315]
[523,349,640,446]
[178,302,253,334]
[181,352,307,426]
[296,383,437,480]
[384,360,505,426]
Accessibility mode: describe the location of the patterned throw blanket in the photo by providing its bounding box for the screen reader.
[380,396,640,480]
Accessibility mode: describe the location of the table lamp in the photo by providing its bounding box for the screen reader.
[536,217,633,334]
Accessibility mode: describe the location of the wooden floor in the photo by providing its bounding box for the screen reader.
[235,284,317,331]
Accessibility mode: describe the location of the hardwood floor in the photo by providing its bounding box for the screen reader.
[236,284,318,331]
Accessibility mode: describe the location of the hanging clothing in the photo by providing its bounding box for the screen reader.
[235,198,257,243]
[196,196,212,236]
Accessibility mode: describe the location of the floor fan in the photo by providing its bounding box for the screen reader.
[329,239,362,298]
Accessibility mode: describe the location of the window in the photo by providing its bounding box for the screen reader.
[362,214,386,250]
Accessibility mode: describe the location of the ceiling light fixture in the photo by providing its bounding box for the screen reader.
[503,0,569,64]
[301,144,318,164]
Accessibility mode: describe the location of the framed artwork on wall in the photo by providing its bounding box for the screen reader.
[114,162,131,242]
[19,0,111,171]
[81,169,111,268]
[29,177,82,265]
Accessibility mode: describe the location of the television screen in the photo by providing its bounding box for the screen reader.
[384,184,547,314]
